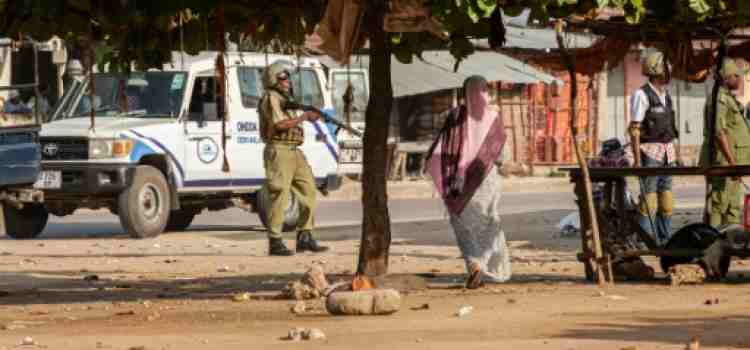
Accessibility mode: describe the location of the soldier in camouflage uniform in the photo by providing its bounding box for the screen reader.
[258,61,329,256]
[701,58,750,228]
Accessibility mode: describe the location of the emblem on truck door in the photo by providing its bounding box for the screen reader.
[43,143,59,157]
[196,138,219,164]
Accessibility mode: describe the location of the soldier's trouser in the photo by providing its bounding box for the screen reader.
[263,143,317,240]
[709,176,742,228]
[638,153,674,243]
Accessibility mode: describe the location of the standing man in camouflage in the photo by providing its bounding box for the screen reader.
[701,58,750,228]
[628,52,679,245]
[258,61,329,256]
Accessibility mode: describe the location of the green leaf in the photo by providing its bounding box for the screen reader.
[476,0,496,14]
[688,0,711,15]
[596,0,609,7]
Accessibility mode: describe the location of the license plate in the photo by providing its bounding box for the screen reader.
[340,148,362,163]
[33,171,61,189]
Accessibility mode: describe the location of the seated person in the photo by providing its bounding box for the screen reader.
[4,90,32,114]
[27,85,51,118]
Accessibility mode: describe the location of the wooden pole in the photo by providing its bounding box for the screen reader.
[555,21,609,286]
[623,52,629,127]
[215,3,230,173]
[528,85,536,174]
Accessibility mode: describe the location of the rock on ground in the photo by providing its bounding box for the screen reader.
[302,328,326,340]
[282,265,330,300]
[326,289,401,315]
[668,264,706,286]
[302,265,329,292]
[287,327,305,341]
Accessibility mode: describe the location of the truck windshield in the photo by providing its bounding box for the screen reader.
[64,72,187,119]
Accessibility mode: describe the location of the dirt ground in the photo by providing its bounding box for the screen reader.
[1,184,749,349]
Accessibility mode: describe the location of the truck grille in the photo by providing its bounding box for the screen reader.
[40,137,88,160]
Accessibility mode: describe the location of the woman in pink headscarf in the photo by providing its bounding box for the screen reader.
[425,76,510,289]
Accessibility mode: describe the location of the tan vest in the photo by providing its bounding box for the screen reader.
[259,91,304,145]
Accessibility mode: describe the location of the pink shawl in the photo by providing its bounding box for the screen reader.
[425,85,506,215]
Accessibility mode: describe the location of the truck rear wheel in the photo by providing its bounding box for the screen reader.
[256,186,299,233]
[2,204,48,239]
[165,209,199,232]
[118,165,170,239]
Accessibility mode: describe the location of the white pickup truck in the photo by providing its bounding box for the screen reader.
[9,52,343,239]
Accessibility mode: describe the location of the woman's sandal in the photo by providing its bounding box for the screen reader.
[465,264,483,289]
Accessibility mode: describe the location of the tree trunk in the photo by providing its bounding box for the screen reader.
[357,0,392,276]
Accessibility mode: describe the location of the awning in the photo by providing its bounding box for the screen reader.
[318,50,562,98]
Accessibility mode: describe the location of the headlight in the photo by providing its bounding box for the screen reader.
[89,139,133,159]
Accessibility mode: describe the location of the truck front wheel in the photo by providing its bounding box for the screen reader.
[118,166,170,239]
[2,204,48,239]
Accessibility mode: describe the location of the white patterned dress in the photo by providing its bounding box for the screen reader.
[448,166,511,283]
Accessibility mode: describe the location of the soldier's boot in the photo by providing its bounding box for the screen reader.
[269,238,295,256]
[296,231,330,253]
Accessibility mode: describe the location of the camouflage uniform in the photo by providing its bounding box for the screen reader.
[258,62,328,255]
[700,59,750,227]
[258,61,326,255]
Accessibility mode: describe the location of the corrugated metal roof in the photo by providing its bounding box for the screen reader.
[319,51,561,98]
[506,26,595,49]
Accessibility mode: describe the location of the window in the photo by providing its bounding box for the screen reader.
[237,67,325,110]
[331,71,368,122]
[237,67,263,108]
[188,76,218,121]
[289,69,324,109]
[65,72,188,119]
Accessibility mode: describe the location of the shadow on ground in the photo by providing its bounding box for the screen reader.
[0,271,592,306]
[557,314,750,348]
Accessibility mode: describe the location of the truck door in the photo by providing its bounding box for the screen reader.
[227,66,265,187]
[182,73,232,189]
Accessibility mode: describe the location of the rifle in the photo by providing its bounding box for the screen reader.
[283,101,363,138]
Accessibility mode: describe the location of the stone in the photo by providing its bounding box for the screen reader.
[287,327,305,341]
[326,289,401,315]
[302,328,326,340]
[302,265,329,292]
[290,302,306,314]
[282,266,331,300]
[283,281,320,300]
[456,305,473,318]
[668,265,706,286]
[232,292,251,302]
[21,336,34,346]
